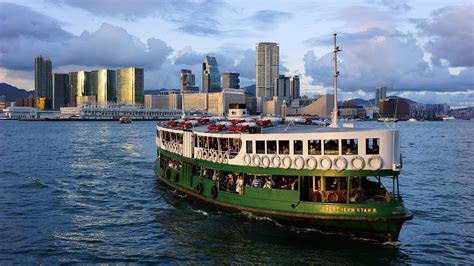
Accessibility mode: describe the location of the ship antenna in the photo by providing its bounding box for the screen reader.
[331,33,342,128]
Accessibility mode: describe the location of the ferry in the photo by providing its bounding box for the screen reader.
[154,34,413,242]
[119,116,132,124]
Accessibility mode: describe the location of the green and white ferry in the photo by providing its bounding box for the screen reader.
[154,34,412,242]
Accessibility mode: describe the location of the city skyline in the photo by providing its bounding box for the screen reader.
[0,1,473,107]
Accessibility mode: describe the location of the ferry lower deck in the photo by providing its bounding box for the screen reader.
[155,148,413,242]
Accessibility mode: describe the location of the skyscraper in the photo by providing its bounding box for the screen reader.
[256,42,279,98]
[180,69,198,93]
[117,67,144,105]
[290,75,300,100]
[222,72,240,89]
[273,75,290,100]
[68,71,91,107]
[52,73,69,110]
[202,56,220,93]
[34,56,53,99]
[91,69,116,105]
[375,86,387,107]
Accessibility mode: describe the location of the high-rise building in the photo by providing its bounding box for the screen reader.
[52,73,69,110]
[375,86,387,107]
[290,75,300,100]
[222,72,240,89]
[202,56,220,93]
[180,69,199,93]
[34,56,53,99]
[273,75,290,100]
[256,42,279,99]
[91,69,116,105]
[68,71,91,107]
[117,67,144,105]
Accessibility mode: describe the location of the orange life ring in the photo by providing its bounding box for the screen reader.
[327,191,339,203]
[340,190,346,202]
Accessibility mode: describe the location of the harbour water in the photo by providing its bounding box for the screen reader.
[0,120,473,263]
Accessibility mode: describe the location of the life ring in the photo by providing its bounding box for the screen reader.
[252,154,261,167]
[195,182,203,194]
[305,156,317,170]
[281,155,292,169]
[333,156,348,171]
[350,156,365,170]
[340,190,346,203]
[224,151,230,164]
[244,154,252,165]
[211,185,218,199]
[319,156,332,170]
[271,155,281,168]
[202,149,208,160]
[293,156,305,170]
[217,152,224,164]
[261,155,271,168]
[196,149,202,159]
[327,191,339,203]
[212,151,218,163]
[312,191,324,202]
[368,155,383,170]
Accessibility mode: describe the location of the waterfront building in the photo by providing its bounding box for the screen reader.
[297,94,334,117]
[15,97,51,110]
[290,75,300,100]
[379,98,409,119]
[256,42,279,99]
[0,95,6,111]
[52,73,69,110]
[91,69,117,106]
[59,105,182,120]
[34,56,53,99]
[144,94,181,110]
[68,71,91,107]
[117,67,144,105]
[222,72,240,89]
[274,75,290,101]
[182,88,246,115]
[2,106,59,119]
[76,95,97,107]
[202,56,221,93]
[375,86,387,108]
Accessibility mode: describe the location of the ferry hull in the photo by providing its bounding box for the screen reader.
[154,161,412,242]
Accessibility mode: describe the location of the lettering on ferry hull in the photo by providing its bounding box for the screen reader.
[322,206,377,214]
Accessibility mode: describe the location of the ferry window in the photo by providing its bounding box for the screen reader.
[272,176,298,190]
[200,136,208,149]
[366,138,380,154]
[293,140,303,155]
[342,139,358,155]
[308,140,321,155]
[219,138,229,151]
[279,140,289,154]
[229,139,241,158]
[246,141,253,154]
[324,140,339,155]
[267,141,277,154]
[325,177,338,191]
[256,141,265,154]
[219,171,243,194]
[209,137,218,150]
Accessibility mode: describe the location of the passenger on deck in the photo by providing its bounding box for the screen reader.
[309,145,317,155]
[227,175,235,192]
[251,176,261,188]
[290,178,298,190]
[280,177,289,189]
[281,146,289,154]
[263,177,272,189]
[236,176,243,194]
[345,148,353,155]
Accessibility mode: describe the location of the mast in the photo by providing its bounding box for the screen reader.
[331,33,342,128]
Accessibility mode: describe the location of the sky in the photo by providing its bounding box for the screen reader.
[0,0,473,107]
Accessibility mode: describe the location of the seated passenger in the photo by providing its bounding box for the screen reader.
[227,175,235,192]
[251,176,261,188]
[282,147,289,154]
[263,177,272,189]
[290,178,298,190]
[345,148,352,155]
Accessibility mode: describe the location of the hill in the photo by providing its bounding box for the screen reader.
[0,83,34,102]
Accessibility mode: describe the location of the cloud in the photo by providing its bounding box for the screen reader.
[303,28,474,92]
[368,0,411,12]
[415,5,474,67]
[247,10,292,29]
[53,0,226,36]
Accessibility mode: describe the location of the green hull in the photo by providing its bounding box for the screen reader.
[155,150,413,242]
